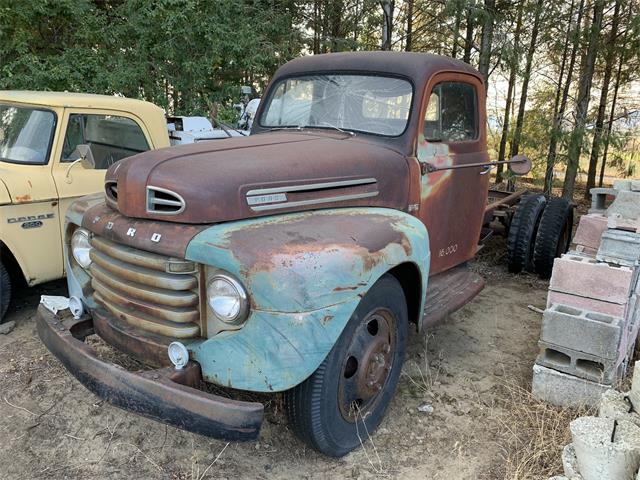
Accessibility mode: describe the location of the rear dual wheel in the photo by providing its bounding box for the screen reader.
[284,274,407,457]
[506,195,573,278]
[533,197,574,279]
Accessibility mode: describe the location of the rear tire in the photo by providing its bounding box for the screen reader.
[0,261,11,323]
[506,194,546,273]
[284,274,408,457]
[533,197,574,279]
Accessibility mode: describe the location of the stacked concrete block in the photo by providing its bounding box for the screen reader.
[537,304,625,384]
[546,254,633,318]
[589,187,618,214]
[572,213,609,256]
[534,183,640,408]
[598,230,640,267]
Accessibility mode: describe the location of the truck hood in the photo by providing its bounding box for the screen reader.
[105,132,409,224]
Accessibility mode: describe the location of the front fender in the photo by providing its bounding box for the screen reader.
[185,208,430,391]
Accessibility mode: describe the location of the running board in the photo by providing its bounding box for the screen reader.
[421,264,485,329]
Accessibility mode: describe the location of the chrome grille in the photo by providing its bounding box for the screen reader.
[146,186,185,215]
[88,236,201,339]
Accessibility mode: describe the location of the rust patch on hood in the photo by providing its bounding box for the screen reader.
[106,131,409,224]
[224,211,411,277]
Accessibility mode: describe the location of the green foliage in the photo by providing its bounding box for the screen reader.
[0,0,302,115]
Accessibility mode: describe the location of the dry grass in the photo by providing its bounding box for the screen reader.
[489,380,594,480]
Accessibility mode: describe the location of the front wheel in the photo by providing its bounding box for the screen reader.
[284,274,408,457]
[0,261,11,323]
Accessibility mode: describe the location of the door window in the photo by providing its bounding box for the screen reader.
[424,82,478,142]
[61,114,150,169]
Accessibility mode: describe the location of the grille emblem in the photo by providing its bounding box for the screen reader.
[146,186,186,215]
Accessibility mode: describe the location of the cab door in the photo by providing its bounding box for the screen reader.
[0,103,64,285]
[51,109,154,270]
[415,74,489,275]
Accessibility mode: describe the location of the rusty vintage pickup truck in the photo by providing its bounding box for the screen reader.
[36,52,570,457]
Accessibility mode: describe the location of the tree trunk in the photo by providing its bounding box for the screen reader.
[477,0,495,84]
[508,0,544,160]
[599,12,628,187]
[381,0,394,50]
[452,2,463,59]
[463,6,474,63]
[585,0,622,195]
[562,0,605,200]
[545,0,585,194]
[405,0,414,51]
[495,1,524,184]
[544,0,583,195]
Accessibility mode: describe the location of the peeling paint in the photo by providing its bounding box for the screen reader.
[185,207,430,392]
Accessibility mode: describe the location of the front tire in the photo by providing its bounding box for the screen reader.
[284,274,408,457]
[0,261,11,323]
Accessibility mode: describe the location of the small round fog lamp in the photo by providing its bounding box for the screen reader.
[167,342,189,370]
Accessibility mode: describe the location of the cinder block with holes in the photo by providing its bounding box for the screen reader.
[589,187,618,214]
[597,229,640,267]
[531,364,610,408]
[546,291,626,317]
[572,214,608,251]
[541,304,624,360]
[549,254,633,305]
[536,341,622,384]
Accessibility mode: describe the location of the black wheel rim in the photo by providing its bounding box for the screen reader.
[337,308,397,422]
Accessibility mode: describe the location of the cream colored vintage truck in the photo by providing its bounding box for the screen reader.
[0,91,172,322]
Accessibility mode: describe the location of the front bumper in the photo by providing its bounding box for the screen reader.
[36,305,264,441]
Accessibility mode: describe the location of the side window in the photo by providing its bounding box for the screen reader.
[424,82,478,142]
[61,114,150,169]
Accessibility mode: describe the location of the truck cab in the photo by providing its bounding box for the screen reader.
[0,92,171,320]
[36,53,523,457]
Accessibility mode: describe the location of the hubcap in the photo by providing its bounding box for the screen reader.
[338,308,396,421]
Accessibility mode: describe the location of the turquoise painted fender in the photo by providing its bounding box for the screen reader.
[184,207,431,392]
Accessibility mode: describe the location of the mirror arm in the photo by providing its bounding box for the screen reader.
[64,157,83,181]
[422,157,528,174]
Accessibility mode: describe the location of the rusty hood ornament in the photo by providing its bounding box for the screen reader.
[104,131,409,224]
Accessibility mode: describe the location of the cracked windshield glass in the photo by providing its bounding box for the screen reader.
[261,74,413,136]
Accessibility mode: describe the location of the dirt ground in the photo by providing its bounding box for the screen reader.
[0,237,561,480]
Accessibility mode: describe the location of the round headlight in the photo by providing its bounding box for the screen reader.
[207,275,248,324]
[71,228,92,268]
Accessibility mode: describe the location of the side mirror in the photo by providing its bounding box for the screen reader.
[65,144,96,183]
[76,144,96,169]
[508,154,531,176]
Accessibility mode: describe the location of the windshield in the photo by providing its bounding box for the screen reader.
[261,74,413,136]
[0,104,56,165]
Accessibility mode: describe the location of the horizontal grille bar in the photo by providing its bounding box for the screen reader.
[88,236,201,340]
[90,250,196,290]
[94,292,200,338]
[92,236,195,273]
[91,264,198,308]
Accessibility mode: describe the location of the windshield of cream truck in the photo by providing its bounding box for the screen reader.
[260,74,413,136]
[0,104,56,165]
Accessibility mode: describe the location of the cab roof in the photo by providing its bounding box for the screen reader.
[0,90,164,116]
[272,51,483,86]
